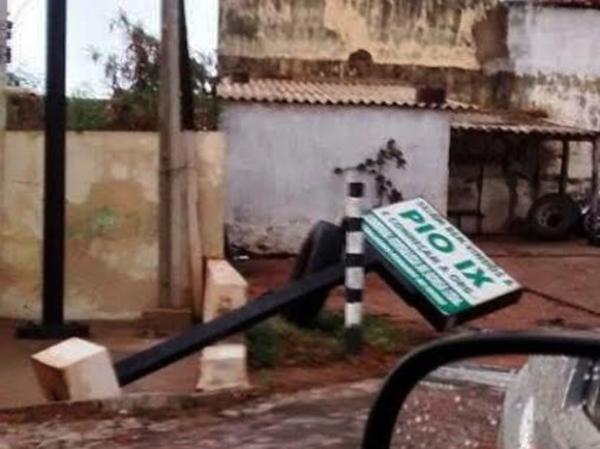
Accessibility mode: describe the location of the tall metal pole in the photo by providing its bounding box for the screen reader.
[43,0,67,327]
[17,0,87,338]
[0,0,8,262]
[590,137,600,246]
[0,0,7,130]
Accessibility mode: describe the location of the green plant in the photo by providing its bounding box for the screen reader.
[334,139,407,206]
[246,312,402,370]
[246,320,281,369]
[68,91,110,131]
[362,315,402,353]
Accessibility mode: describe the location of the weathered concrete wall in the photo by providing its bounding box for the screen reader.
[507,6,600,129]
[222,102,450,253]
[509,6,600,79]
[446,6,600,234]
[0,131,223,321]
[220,0,503,71]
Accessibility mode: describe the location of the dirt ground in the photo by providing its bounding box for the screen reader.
[237,237,600,377]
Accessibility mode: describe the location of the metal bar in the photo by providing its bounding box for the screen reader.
[0,0,8,252]
[178,0,195,130]
[476,158,485,234]
[42,0,67,326]
[533,140,541,200]
[0,0,8,129]
[591,137,600,245]
[115,263,348,385]
[362,331,600,449]
[560,139,570,195]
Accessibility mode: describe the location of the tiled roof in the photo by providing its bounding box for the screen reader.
[452,111,599,139]
[505,0,600,8]
[217,78,473,111]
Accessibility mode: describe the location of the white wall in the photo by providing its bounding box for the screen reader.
[508,6,600,130]
[222,102,450,254]
[509,6,600,78]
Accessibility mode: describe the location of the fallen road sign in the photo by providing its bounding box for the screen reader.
[112,213,521,386]
[364,198,522,329]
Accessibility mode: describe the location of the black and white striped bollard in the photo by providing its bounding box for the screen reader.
[345,174,365,354]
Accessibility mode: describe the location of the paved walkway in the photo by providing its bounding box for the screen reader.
[1,374,505,449]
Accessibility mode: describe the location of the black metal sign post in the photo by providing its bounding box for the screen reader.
[16,0,88,339]
[115,240,521,386]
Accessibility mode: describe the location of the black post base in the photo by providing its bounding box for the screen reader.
[345,326,363,355]
[15,322,90,340]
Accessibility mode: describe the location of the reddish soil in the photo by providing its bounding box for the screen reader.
[237,250,600,392]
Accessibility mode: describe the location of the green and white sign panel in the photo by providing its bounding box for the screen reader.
[364,198,521,316]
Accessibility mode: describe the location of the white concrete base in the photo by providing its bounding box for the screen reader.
[196,343,249,392]
[196,259,249,392]
[31,338,121,402]
[202,259,248,322]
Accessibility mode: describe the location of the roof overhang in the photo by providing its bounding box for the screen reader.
[452,111,600,141]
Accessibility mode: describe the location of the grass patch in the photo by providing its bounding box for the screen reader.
[246,312,402,369]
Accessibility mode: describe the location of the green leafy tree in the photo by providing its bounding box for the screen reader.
[91,10,216,130]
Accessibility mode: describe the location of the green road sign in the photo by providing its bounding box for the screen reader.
[364,198,521,317]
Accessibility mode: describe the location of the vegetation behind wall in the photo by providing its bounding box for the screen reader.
[7,12,219,132]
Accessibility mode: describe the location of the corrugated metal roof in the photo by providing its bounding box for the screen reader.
[452,111,600,139]
[217,78,473,111]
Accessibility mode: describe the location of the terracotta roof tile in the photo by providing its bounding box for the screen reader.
[217,78,473,111]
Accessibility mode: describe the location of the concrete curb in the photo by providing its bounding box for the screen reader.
[0,363,515,417]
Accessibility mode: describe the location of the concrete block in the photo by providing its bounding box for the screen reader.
[197,259,249,391]
[31,338,121,402]
[196,343,249,391]
[202,259,248,322]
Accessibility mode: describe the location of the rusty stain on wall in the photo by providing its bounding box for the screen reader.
[67,180,157,244]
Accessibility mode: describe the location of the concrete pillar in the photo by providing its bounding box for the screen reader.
[31,338,121,402]
[195,132,226,260]
[196,260,249,391]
